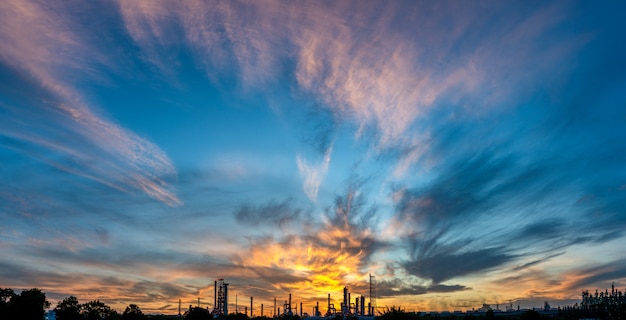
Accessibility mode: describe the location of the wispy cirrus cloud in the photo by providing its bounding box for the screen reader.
[117,1,458,146]
[291,2,481,148]
[0,0,179,205]
[390,87,626,286]
[116,1,586,178]
[234,198,310,229]
[297,146,332,202]
[565,259,626,291]
[376,278,469,298]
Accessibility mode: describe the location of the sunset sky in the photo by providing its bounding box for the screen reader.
[1,0,626,315]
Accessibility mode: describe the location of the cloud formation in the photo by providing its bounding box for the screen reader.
[390,87,626,286]
[297,146,333,202]
[234,198,310,229]
[235,181,383,299]
[1,0,625,315]
[0,0,179,205]
[567,259,626,291]
[117,1,478,149]
[376,279,469,298]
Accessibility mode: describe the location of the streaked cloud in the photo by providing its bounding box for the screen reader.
[297,146,332,201]
[115,1,589,181]
[234,198,310,229]
[566,259,626,291]
[0,0,179,205]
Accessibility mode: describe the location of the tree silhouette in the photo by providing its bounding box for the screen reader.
[0,288,16,319]
[225,312,249,320]
[122,304,144,320]
[184,306,211,320]
[55,296,82,320]
[82,300,119,320]
[521,309,540,320]
[376,306,420,320]
[278,313,301,320]
[8,288,50,320]
[0,288,15,303]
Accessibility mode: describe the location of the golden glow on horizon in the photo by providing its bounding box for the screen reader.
[244,232,370,296]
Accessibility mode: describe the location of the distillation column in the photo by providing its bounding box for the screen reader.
[223,283,229,315]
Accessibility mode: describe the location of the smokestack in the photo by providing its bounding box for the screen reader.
[300,302,303,317]
[223,283,229,315]
[261,304,264,317]
[250,296,253,318]
[289,294,292,315]
[214,280,217,309]
[361,295,365,315]
[328,294,331,314]
[343,287,348,315]
[348,292,351,314]
[369,273,372,315]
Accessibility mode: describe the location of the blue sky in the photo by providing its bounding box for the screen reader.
[1,0,626,314]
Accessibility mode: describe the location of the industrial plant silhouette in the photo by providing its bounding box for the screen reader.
[2,280,625,320]
[189,276,377,319]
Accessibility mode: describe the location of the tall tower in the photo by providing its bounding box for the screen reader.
[343,287,349,315]
[361,295,365,316]
[369,273,376,316]
[212,279,229,315]
[223,282,229,315]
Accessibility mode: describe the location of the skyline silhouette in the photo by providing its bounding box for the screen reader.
[3,284,626,318]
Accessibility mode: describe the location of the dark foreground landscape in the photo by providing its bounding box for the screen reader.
[2,286,625,320]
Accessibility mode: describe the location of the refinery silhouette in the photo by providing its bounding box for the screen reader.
[2,277,625,319]
[185,276,377,319]
[173,279,626,320]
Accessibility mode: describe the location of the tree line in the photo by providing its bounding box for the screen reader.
[0,287,299,320]
[1,287,143,320]
[1,288,49,320]
[54,295,144,320]
[558,285,626,320]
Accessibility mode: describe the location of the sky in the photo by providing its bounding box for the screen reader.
[1,0,626,315]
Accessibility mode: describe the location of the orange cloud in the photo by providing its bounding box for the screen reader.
[235,185,380,308]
